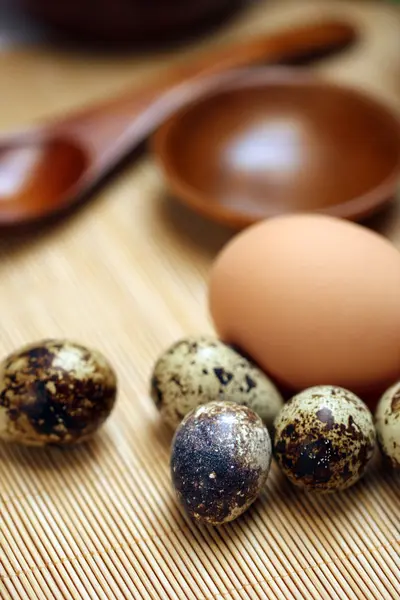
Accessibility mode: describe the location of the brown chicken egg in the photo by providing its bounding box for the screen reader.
[209,214,400,405]
[0,339,117,446]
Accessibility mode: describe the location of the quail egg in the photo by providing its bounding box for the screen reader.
[273,386,376,492]
[171,400,272,525]
[151,335,283,429]
[375,381,400,469]
[0,339,117,446]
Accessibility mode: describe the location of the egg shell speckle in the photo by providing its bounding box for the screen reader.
[375,381,400,469]
[151,335,283,429]
[171,400,272,525]
[0,339,117,446]
[273,386,376,493]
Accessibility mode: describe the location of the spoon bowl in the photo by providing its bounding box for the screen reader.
[0,137,88,223]
[153,70,400,228]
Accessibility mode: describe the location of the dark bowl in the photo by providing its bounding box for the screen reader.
[22,0,244,46]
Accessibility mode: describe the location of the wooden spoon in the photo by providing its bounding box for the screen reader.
[0,21,356,225]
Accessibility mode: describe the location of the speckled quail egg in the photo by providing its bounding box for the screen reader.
[273,386,376,493]
[151,335,283,429]
[171,400,272,525]
[0,339,117,446]
[375,381,400,469]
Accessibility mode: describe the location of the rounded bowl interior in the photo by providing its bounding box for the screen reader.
[153,70,400,228]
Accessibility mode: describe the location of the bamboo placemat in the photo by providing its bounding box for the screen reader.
[0,2,400,599]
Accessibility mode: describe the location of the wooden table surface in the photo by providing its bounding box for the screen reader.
[0,2,400,599]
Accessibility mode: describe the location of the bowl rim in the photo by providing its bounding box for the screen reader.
[151,67,400,229]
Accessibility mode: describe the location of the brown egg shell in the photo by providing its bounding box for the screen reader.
[0,339,117,446]
[209,214,400,407]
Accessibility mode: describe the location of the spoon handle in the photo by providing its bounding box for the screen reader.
[56,20,357,158]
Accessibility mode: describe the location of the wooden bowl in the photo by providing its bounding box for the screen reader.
[153,69,400,229]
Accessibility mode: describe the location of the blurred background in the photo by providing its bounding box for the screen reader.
[1,1,400,128]
[1,0,400,229]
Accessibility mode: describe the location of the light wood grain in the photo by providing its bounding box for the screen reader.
[1,2,400,599]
